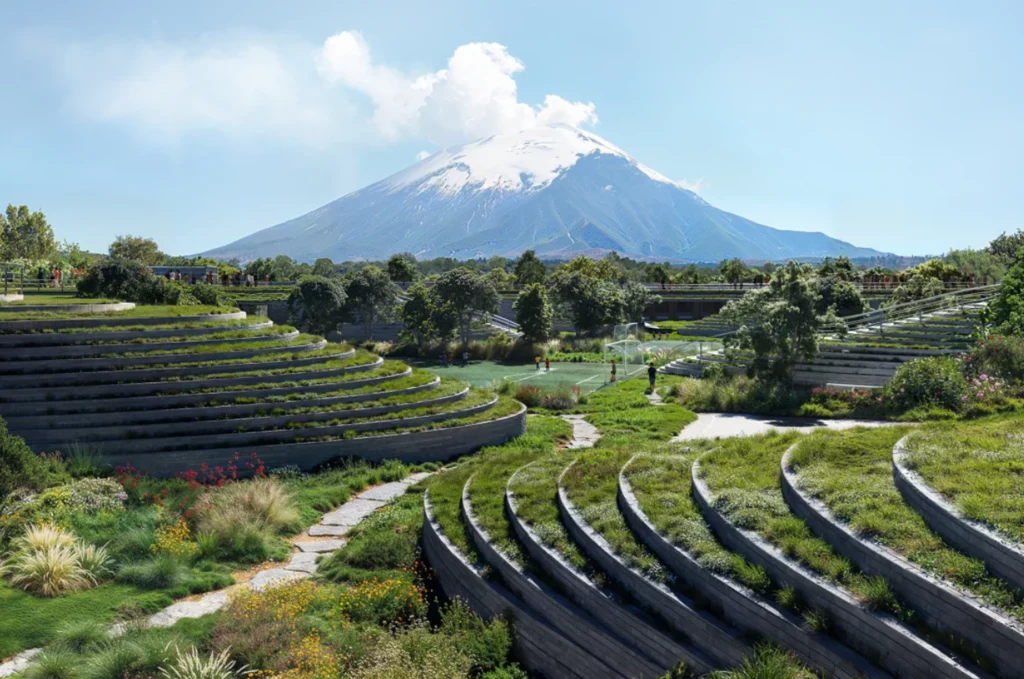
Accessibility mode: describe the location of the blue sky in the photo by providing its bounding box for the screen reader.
[1,0,1021,258]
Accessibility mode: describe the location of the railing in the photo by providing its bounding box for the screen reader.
[2,263,26,296]
[837,284,1000,335]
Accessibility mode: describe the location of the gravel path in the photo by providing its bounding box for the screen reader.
[672,412,898,442]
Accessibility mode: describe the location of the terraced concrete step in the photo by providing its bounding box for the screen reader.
[0,328,294,358]
[0,320,273,346]
[0,310,247,331]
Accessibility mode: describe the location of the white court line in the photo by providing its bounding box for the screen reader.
[575,375,601,386]
[511,368,559,383]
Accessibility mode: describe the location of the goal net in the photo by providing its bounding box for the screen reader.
[604,323,643,378]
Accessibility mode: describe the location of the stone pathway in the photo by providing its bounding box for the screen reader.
[0,471,432,676]
[561,414,601,449]
[672,412,899,442]
[646,388,664,406]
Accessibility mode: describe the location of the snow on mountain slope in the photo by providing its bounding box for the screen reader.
[203,124,884,263]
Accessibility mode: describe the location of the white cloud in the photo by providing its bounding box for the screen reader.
[415,150,431,161]
[317,32,598,147]
[34,30,597,149]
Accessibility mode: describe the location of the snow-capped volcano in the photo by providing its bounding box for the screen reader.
[203,125,884,263]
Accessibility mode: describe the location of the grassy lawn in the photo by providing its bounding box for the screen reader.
[789,425,1024,622]
[0,305,239,322]
[1,294,121,306]
[901,414,1024,544]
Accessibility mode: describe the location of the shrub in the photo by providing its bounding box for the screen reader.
[151,519,198,561]
[2,544,90,597]
[513,385,543,408]
[885,356,966,412]
[540,383,577,410]
[54,619,109,653]
[62,443,107,479]
[483,332,514,361]
[23,649,79,679]
[117,555,186,589]
[72,543,113,580]
[189,283,230,308]
[967,335,1024,384]
[481,668,529,679]
[701,362,728,381]
[438,601,514,674]
[0,421,67,498]
[337,577,426,625]
[76,259,191,305]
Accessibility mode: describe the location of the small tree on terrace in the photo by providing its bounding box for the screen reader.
[398,282,435,351]
[344,265,401,339]
[512,249,546,286]
[109,235,163,265]
[433,268,499,347]
[386,253,419,283]
[287,275,347,337]
[721,261,837,383]
[645,263,671,290]
[550,270,624,337]
[720,258,748,288]
[514,283,553,343]
[623,280,661,325]
[982,247,1024,336]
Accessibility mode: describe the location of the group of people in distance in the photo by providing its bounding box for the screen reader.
[439,350,469,368]
[35,267,63,288]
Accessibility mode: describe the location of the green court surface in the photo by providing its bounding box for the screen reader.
[408,340,708,394]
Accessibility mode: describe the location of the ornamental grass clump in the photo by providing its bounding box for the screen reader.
[0,525,112,596]
[194,477,299,562]
[159,646,247,679]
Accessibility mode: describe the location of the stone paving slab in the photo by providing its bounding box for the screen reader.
[0,649,41,678]
[249,568,309,591]
[149,590,228,627]
[308,524,353,537]
[285,551,322,574]
[358,481,410,502]
[321,498,383,526]
[562,414,600,449]
[402,471,432,484]
[296,539,347,553]
[673,412,899,442]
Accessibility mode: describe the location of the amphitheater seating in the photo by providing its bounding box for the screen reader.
[0,304,524,476]
[425,427,1024,678]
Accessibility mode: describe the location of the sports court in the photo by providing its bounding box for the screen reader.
[410,338,711,394]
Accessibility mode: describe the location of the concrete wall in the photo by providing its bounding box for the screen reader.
[781,447,1024,678]
[0,328,292,358]
[0,310,247,332]
[4,375,439,430]
[0,302,135,314]
[893,437,1024,596]
[96,403,527,476]
[617,458,886,679]
[691,456,988,679]
[422,491,630,679]
[24,387,469,446]
[0,294,23,302]
[504,469,699,671]
[462,482,665,679]
[60,396,499,456]
[556,464,745,674]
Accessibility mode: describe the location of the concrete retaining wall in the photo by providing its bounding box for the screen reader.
[462,481,664,678]
[97,403,527,475]
[3,373,436,429]
[0,321,273,347]
[53,396,499,455]
[0,363,404,414]
[690,456,988,679]
[0,327,293,358]
[0,294,24,302]
[422,491,623,679]
[0,347,354,392]
[0,338,325,375]
[504,468,700,671]
[781,447,1024,678]
[21,387,468,444]
[0,302,135,314]
[556,464,746,673]
[892,437,1024,596]
[617,457,887,679]
[0,310,246,332]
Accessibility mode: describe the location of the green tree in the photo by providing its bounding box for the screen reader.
[0,205,57,261]
[512,250,546,286]
[485,267,513,292]
[55,240,92,270]
[245,257,276,281]
[312,258,335,277]
[344,265,401,339]
[887,274,945,306]
[513,283,553,343]
[983,247,1024,335]
[623,280,661,325]
[816,256,854,280]
[721,261,836,382]
[433,268,500,347]
[550,270,624,337]
[108,235,163,264]
[287,275,347,336]
[817,277,867,317]
[988,230,1024,265]
[398,282,435,350]
[387,253,420,283]
[944,248,1006,284]
[273,255,299,281]
[645,263,670,290]
[720,258,748,288]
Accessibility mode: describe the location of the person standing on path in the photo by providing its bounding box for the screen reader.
[462,350,469,367]
[545,357,550,371]
[648,362,657,388]
[535,355,541,370]
[610,359,617,383]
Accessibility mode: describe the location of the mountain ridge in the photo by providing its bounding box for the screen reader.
[202,124,887,263]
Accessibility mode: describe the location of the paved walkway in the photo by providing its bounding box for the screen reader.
[0,471,432,676]
[561,414,601,448]
[673,412,898,442]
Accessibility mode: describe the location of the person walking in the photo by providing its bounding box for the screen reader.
[462,351,469,367]
[610,359,617,383]
[544,357,550,371]
[648,362,657,389]
[535,356,541,370]
[441,351,448,368]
